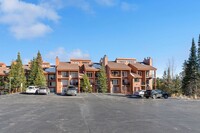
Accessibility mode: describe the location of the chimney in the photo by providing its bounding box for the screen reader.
[103,55,108,66]
[56,56,60,66]
[143,57,153,66]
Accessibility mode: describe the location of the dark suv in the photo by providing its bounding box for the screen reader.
[144,89,169,99]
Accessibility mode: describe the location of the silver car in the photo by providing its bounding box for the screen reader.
[63,86,77,96]
[38,87,50,95]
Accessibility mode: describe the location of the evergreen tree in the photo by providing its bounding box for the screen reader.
[97,65,108,93]
[27,51,46,87]
[8,52,26,92]
[172,74,182,94]
[9,61,17,92]
[81,74,92,93]
[34,51,46,86]
[28,58,37,86]
[182,39,198,96]
[198,34,200,72]
[16,52,26,91]
[34,67,46,86]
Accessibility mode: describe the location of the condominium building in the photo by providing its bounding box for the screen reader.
[99,55,156,94]
[54,55,157,94]
[0,63,9,76]
[0,55,157,94]
[55,57,80,94]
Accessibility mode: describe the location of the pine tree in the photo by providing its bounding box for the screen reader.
[182,39,198,96]
[97,65,108,93]
[198,34,200,72]
[81,74,92,93]
[9,61,17,91]
[34,51,46,86]
[8,52,26,92]
[28,58,37,86]
[27,51,46,87]
[15,52,26,91]
[34,67,46,86]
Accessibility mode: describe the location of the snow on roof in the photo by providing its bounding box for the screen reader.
[45,67,56,73]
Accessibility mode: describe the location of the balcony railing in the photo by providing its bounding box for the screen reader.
[111,74,120,77]
[122,82,130,86]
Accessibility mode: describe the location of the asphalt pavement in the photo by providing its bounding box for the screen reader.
[0,93,200,133]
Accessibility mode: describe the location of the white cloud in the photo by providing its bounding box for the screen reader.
[95,0,116,6]
[45,47,90,63]
[120,2,138,12]
[69,49,90,59]
[64,0,93,13]
[0,0,59,39]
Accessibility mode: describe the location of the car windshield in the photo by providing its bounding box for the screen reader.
[155,90,162,93]
[28,87,34,89]
[68,88,76,90]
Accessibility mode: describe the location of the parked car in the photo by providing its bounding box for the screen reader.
[38,87,50,95]
[144,89,169,99]
[26,86,39,94]
[134,90,146,97]
[62,85,77,96]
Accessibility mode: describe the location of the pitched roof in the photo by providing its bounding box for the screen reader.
[0,62,6,67]
[57,62,79,71]
[0,67,9,76]
[107,61,131,70]
[45,67,56,73]
[129,63,157,71]
[84,64,99,71]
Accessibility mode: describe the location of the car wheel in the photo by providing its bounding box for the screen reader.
[164,95,168,99]
[152,95,156,99]
[146,96,149,99]
[35,91,38,95]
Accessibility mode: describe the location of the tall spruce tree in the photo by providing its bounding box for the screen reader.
[182,39,198,96]
[34,51,46,86]
[81,74,92,93]
[27,51,46,87]
[8,52,26,92]
[97,65,108,93]
[28,58,37,86]
[198,34,200,71]
[16,52,26,91]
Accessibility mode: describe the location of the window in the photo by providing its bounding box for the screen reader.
[61,80,68,86]
[111,71,120,77]
[112,79,119,85]
[48,75,55,80]
[123,79,129,85]
[70,79,78,85]
[87,72,93,78]
[61,72,69,77]
[134,78,140,82]
[49,82,56,87]
[89,79,94,84]
[138,71,142,76]
[113,87,119,92]
[122,71,128,77]
[70,72,78,78]
[95,72,100,77]
[146,71,149,77]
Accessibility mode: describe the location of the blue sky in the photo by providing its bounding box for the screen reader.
[0,0,200,77]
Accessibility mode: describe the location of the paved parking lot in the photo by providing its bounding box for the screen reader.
[0,93,200,133]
